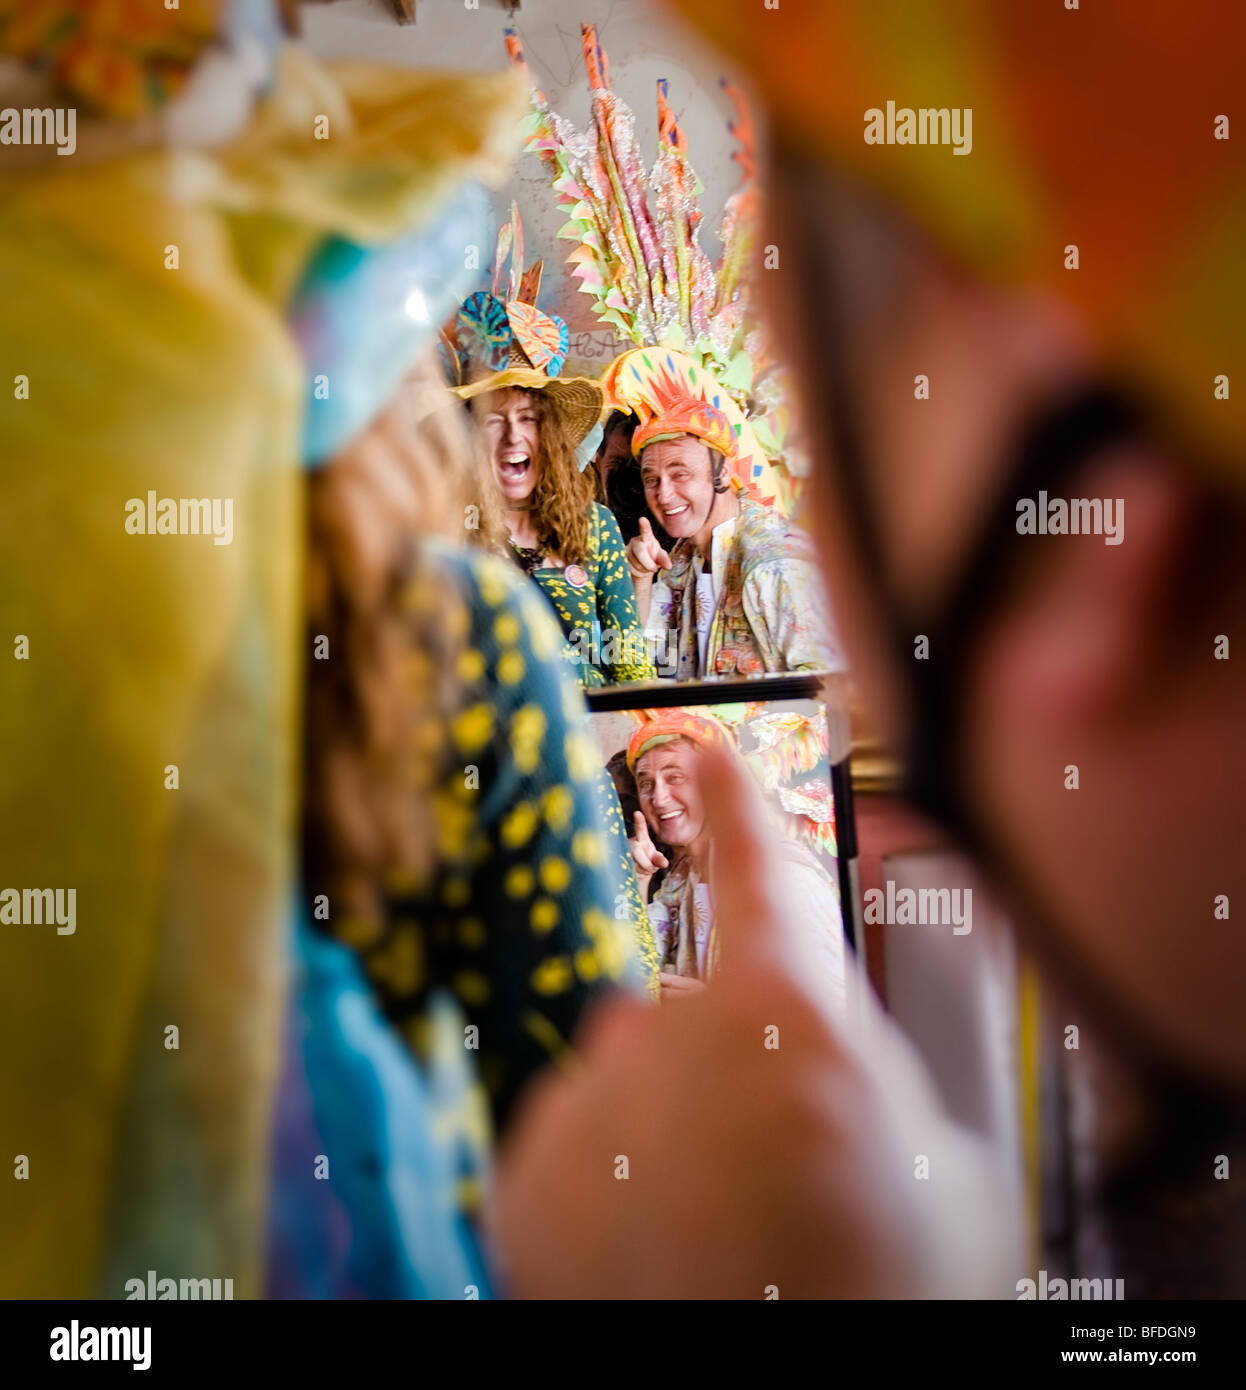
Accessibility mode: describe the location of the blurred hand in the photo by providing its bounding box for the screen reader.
[658,971,706,1002]
[494,750,1019,1298]
[626,516,672,581]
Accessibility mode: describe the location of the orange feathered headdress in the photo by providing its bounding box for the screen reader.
[626,708,732,772]
[666,0,1246,479]
[600,347,786,507]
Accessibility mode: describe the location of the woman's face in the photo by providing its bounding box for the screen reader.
[480,388,542,505]
[636,740,705,848]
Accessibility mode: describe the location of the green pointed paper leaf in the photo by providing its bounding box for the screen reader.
[751,418,779,455]
[721,350,755,392]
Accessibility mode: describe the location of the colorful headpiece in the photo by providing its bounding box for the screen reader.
[454,291,570,380]
[292,180,494,467]
[448,207,569,379]
[634,399,735,460]
[443,204,562,378]
[447,204,604,449]
[507,22,800,511]
[600,347,783,503]
[626,709,732,773]
[668,0,1246,483]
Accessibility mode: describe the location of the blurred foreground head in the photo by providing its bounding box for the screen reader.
[669,0,1246,1090]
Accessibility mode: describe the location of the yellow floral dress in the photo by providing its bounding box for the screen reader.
[520,502,657,687]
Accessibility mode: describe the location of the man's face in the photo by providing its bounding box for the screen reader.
[640,436,718,539]
[594,425,633,494]
[480,388,541,504]
[636,740,705,848]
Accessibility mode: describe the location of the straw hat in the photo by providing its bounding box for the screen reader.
[453,352,605,449]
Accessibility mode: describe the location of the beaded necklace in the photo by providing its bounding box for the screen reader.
[510,539,545,577]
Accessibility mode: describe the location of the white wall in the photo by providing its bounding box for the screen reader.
[303,0,753,370]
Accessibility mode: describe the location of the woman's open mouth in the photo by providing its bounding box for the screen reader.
[498,453,531,484]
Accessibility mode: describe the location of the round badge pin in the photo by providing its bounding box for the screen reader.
[564,564,588,589]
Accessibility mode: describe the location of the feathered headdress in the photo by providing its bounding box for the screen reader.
[506,23,798,508]
[625,702,836,860]
[600,346,782,504]
[625,707,733,772]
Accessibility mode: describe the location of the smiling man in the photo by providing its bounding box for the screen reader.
[624,389,844,680]
[633,731,716,990]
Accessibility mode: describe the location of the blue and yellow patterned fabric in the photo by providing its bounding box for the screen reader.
[266,910,492,1300]
[329,543,659,1140]
[520,503,656,688]
[268,544,660,1297]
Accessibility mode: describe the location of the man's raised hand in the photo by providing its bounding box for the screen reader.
[626,516,673,580]
[631,810,669,878]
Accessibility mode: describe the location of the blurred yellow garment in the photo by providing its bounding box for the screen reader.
[667,0,1246,475]
[0,47,523,1297]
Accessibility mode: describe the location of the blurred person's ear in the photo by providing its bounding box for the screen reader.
[767,147,1246,1083]
[961,452,1246,1085]
[976,450,1194,722]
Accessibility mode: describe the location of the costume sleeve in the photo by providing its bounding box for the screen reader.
[740,557,847,672]
[373,551,653,1133]
[592,504,658,683]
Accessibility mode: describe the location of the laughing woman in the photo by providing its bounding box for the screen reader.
[452,287,656,688]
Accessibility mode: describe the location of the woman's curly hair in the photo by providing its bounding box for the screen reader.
[479,387,596,566]
[303,351,506,925]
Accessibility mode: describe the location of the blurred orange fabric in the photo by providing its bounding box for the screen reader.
[667,0,1245,472]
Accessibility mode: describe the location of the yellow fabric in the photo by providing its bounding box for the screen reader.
[668,0,1246,477]
[0,47,524,1297]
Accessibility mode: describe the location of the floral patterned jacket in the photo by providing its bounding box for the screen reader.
[645,494,845,679]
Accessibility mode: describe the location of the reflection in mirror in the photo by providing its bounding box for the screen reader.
[589,678,856,1012]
